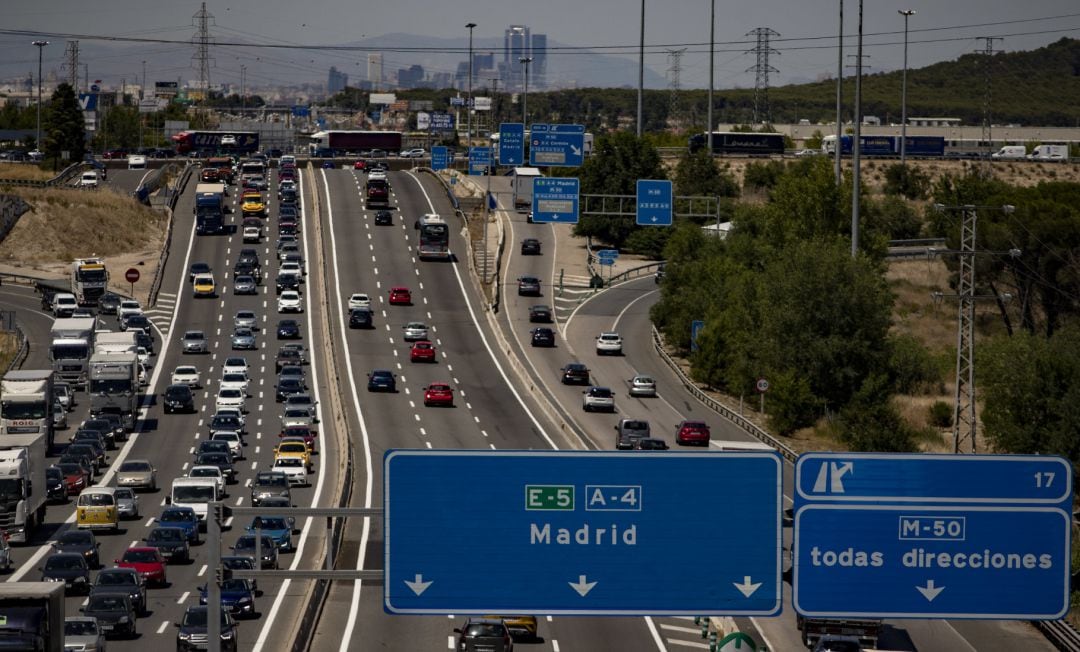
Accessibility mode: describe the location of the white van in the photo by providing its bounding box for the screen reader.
[169,477,220,524]
[127,155,146,169]
[991,145,1026,160]
[1028,144,1068,161]
[79,171,99,188]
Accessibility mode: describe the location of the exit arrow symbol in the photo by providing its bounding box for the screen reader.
[733,576,762,598]
[405,574,433,596]
[916,579,945,602]
[570,145,582,156]
[569,575,597,597]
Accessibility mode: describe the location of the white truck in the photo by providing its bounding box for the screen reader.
[0,370,56,452]
[168,477,221,525]
[50,292,78,318]
[89,334,139,431]
[511,167,543,211]
[71,257,109,306]
[991,145,1027,159]
[50,317,96,389]
[1028,144,1068,161]
[0,433,49,543]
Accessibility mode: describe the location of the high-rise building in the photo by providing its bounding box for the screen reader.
[531,34,547,90]
[504,25,530,91]
[328,66,348,94]
[397,65,425,89]
[367,54,384,90]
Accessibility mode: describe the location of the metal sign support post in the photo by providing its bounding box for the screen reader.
[208,501,221,652]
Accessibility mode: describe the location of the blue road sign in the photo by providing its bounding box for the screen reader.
[531,178,580,224]
[78,93,98,112]
[430,112,454,130]
[794,453,1072,620]
[598,257,614,266]
[597,249,619,259]
[468,147,492,176]
[637,179,673,226]
[499,123,525,166]
[691,319,706,352]
[430,146,449,172]
[530,123,586,167]
[384,450,783,615]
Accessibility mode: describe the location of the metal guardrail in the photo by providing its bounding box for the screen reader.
[0,161,91,189]
[1035,619,1080,651]
[148,164,193,308]
[4,325,28,374]
[608,261,664,284]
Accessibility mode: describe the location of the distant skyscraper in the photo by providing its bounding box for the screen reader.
[531,34,547,90]
[504,25,530,91]
[397,65,425,89]
[367,54,384,90]
[328,66,348,94]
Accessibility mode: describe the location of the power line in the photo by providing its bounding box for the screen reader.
[666,48,685,127]
[746,28,780,125]
[977,37,1003,155]
[191,2,214,101]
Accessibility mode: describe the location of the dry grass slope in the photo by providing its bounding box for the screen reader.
[0,331,19,372]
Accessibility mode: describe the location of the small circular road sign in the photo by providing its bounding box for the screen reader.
[124,268,140,284]
[756,378,770,393]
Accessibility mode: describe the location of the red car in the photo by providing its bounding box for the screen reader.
[279,425,317,453]
[115,546,167,586]
[675,420,711,446]
[410,340,436,363]
[423,383,454,407]
[57,463,89,496]
[353,160,367,170]
[389,287,412,305]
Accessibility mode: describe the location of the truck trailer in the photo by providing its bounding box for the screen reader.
[511,167,543,211]
[70,258,109,306]
[309,130,404,156]
[0,371,56,452]
[0,583,65,651]
[87,352,139,431]
[0,433,49,543]
[49,317,96,389]
[194,182,227,235]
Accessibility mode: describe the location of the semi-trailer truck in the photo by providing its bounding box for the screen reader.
[88,351,139,432]
[49,317,96,389]
[309,130,404,156]
[511,167,543,210]
[0,371,55,452]
[0,583,65,651]
[194,182,227,235]
[0,433,49,543]
[70,258,109,306]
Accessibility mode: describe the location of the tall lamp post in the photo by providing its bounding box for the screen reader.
[519,56,533,131]
[465,23,476,149]
[707,0,715,152]
[834,0,843,185]
[637,0,644,137]
[32,40,48,155]
[898,9,915,166]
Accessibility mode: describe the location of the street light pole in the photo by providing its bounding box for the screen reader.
[899,9,915,166]
[519,57,532,131]
[140,60,146,150]
[707,0,715,153]
[834,0,843,185]
[466,23,476,149]
[637,0,645,137]
[33,40,48,155]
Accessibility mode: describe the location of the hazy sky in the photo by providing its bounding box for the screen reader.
[2,1,1078,89]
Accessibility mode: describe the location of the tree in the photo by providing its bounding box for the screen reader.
[673,150,739,204]
[42,83,86,167]
[95,105,140,150]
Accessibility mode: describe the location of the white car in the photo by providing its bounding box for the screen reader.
[211,431,244,460]
[127,155,146,169]
[136,346,151,367]
[367,170,387,182]
[280,261,305,278]
[188,465,225,495]
[219,372,250,395]
[215,388,247,413]
[402,321,428,341]
[171,365,201,388]
[220,135,237,146]
[272,456,308,486]
[596,332,624,355]
[213,407,246,429]
[627,373,657,397]
[347,293,371,310]
[138,362,149,387]
[221,357,249,377]
[280,407,315,429]
[118,300,143,321]
[243,226,261,243]
[399,148,426,158]
[277,290,303,313]
[582,386,616,412]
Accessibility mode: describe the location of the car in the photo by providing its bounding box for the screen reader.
[155,506,201,544]
[135,331,155,357]
[616,418,652,450]
[221,356,249,377]
[348,293,371,310]
[211,409,246,432]
[121,313,152,335]
[46,466,68,503]
[68,441,106,471]
[195,451,236,482]
[81,594,137,638]
[232,534,279,568]
[51,529,100,569]
[530,327,556,347]
[230,327,257,350]
[560,363,590,385]
[117,299,142,321]
[221,135,237,146]
[40,552,91,593]
[90,566,146,615]
[280,260,305,278]
[633,437,670,451]
[175,606,239,652]
[189,465,226,496]
[115,459,156,491]
[188,262,212,282]
[64,616,107,652]
[367,369,397,392]
[388,286,412,305]
[233,274,257,295]
[374,210,393,225]
[277,290,303,313]
[484,615,538,641]
[275,273,301,294]
[275,346,306,372]
[353,159,367,170]
[233,310,259,331]
[53,400,67,429]
[349,308,373,329]
[237,246,261,266]
[144,526,191,563]
[423,382,454,407]
[276,319,302,339]
[402,321,429,341]
[93,413,128,444]
[219,373,250,395]
[99,293,121,315]
[271,456,308,486]
[171,365,201,388]
[582,386,616,412]
[627,373,657,397]
[138,361,150,387]
[399,147,426,158]
[275,377,306,403]
[280,406,315,430]
[517,276,542,296]
[596,332,623,355]
[246,514,294,551]
[528,305,553,323]
[241,193,266,217]
[675,419,711,446]
[198,578,257,618]
[284,393,317,418]
[115,546,168,586]
[182,330,209,354]
[54,382,74,411]
[192,273,216,297]
[163,383,195,413]
[212,431,244,460]
[410,340,437,363]
[221,555,259,591]
[279,427,317,453]
[321,160,336,169]
[76,423,112,452]
[454,618,514,652]
[278,242,301,263]
[277,365,305,383]
[57,461,90,495]
[810,635,863,652]
[234,259,262,283]
[251,471,291,507]
[215,388,247,413]
[114,487,140,519]
[521,238,542,255]
[274,439,311,469]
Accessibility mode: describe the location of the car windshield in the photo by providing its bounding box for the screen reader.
[221,579,250,592]
[149,529,183,542]
[279,444,305,453]
[276,458,303,468]
[184,332,204,341]
[589,388,612,397]
[191,468,220,478]
[96,571,134,586]
[65,620,98,635]
[257,474,288,487]
[114,489,134,500]
[175,367,197,375]
[87,597,126,612]
[252,517,288,530]
[46,555,83,569]
[160,509,194,522]
[219,389,243,398]
[77,493,113,507]
[122,549,158,563]
[465,623,506,637]
[57,531,92,545]
[119,461,151,473]
[182,609,231,628]
[173,485,215,502]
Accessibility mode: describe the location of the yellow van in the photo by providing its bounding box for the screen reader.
[76,487,118,532]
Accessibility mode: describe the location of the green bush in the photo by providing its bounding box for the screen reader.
[743,161,786,192]
[883,164,930,200]
[928,401,953,428]
[887,334,942,394]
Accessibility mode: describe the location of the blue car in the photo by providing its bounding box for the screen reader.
[367,369,396,392]
[245,515,294,551]
[199,578,257,618]
[156,506,201,544]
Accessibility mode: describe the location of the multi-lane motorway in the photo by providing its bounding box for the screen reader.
[1,160,1059,651]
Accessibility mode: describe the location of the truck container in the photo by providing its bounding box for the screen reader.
[0,583,65,651]
[49,318,96,389]
[511,167,543,211]
[1029,144,1068,160]
[0,433,49,543]
[70,258,109,306]
[0,371,55,452]
[87,352,139,431]
[194,182,227,235]
[796,614,881,649]
[309,130,403,156]
[689,132,787,156]
[171,130,259,156]
[93,331,138,355]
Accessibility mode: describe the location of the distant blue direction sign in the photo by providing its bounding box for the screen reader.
[636,180,673,226]
[530,123,586,167]
[597,249,619,259]
[468,147,492,176]
[499,123,525,166]
[691,319,706,352]
[430,146,449,172]
[531,178,580,224]
[794,453,1072,620]
[385,450,783,615]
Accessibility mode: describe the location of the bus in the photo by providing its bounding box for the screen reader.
[416,213,451,260]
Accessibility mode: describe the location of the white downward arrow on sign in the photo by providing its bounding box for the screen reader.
[916,579,945,602]
[405,574,433,596]
[733,576,762,598]
[569,575,597,597]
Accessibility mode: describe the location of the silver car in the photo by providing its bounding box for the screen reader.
[64,616,106,652]
[115,459,157,491]
[114,487,139,519]
[402,321,429,342]
[234,310,259,331]
[231,328,257,350]
[52,400,67,429]
[280,407,314,429]
[233,275,257,295]
[627,373,657,397]
[182,330,209,354]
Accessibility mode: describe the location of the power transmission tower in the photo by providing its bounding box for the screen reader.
[977,37,1002,156]
[191,2,216,101]
[62,41,79,92]
[745,28,780,125]
[666,48,686,129]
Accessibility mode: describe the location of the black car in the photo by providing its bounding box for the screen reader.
[234,261,261,283]
[59,455,94,479]
[349,308,373,329]
[276,319,301,339]
[79,419,117,449]
[175,606,238,652]
[530,327,556,347]
[66,443,103,473]
[237,248,260,267]
[209,414,245,435]
[275,377,306,402]
[560,363,591,385]
[163,384,195,414]
[250,472,291,507]
[528,305,553,323]
[195,452,236,482]
[134,330,154,356]
[145,526,191,563]
[278,221,298,237]
[521,238,542,255]
[188,262,212,282]
[98,293,121,315]
[196,439,233,458]
[275,347,304,372]
[92,412,128,443]
[275,274,301,294]
[39,552,91,593]
[221,555,259,590]
[45,466,67,503]
[517,276,542,296]
[122,313,152,335]
[367,369,397,392]
[52,529,101,569]
[374,210,393,225]
[90,568,147,615]
[278,205,300,221]
[634,437,670,450]
[82,594,137,638]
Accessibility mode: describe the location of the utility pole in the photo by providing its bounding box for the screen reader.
[519,57,532,131]
[62,41,79,93]
[240,65,246,114]
[191,2,215,103]
[977,37,1002,157]
[140,60,146,150]
[850,0,864,258]
[746,28,780,126]
[707,0,715,152]
[835,0,844,185]
[465,23,476,150]
[490,77,499,127]
[666,48,685,129]
[33,40,48,155]
[898,10,915,166]
[637,0,644,137]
